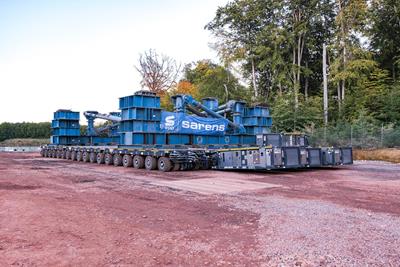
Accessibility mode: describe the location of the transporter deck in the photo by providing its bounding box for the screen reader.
[40,143,353,172]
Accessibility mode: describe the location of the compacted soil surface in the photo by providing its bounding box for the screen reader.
[0,153,399,266]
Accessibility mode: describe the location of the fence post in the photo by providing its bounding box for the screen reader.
[380,124,384,148]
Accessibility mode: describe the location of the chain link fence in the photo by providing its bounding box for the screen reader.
[307,124,400,148]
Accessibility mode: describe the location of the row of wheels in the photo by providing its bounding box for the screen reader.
[41,148,179,172]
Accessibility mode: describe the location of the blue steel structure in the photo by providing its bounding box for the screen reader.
[119,91,163,145]
[83,111,121,144]
[51,109,120,146]
[51,110,82,145]
[71,90,273,147]
[42,90,352,172]
[49,91,274,147]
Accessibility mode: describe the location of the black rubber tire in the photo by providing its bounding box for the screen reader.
[76,151,83,161]
[122,155,133,167]
[172,163,181,171]
[145,156,157,170]
[89,152,97,163]
[113,154,123,166]
[82,151,90,162]
[40,149,45,157]
[194,162,201,170]
[181,163,194,171]
[133,155,145,169]
[71,151,77,161]
[66,150,71,160]
[97,153,105,164]
[104,153,113,165]
[158,157,172,172]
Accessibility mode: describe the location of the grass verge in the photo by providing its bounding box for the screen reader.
[0,138,49,147]
[353,148,400,163]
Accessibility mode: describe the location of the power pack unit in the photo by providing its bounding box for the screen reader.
[282,147,301,168]
[341,147,353,165]
[307,148,322,167]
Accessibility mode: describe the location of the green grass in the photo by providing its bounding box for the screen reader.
[0,138,50,147]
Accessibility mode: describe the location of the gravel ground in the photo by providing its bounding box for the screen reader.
[224,195,400,266]
[0,153,399,266]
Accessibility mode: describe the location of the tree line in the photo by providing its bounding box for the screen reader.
[0,122,51,142]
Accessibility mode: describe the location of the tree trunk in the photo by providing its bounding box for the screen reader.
[305,61,309,100]
[292,9,305,110]
[338,0,346,102]
[341,80,345,101]
[305,78,308,100]
[251,57,258,98]
[296,35,301,108]
[393,63,396,81]
[341,45,346,101]
[292,45,297,104]
[337,82,341,112]
[278,81,282,96]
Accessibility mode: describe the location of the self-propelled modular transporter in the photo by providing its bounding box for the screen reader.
[40,90,353,172]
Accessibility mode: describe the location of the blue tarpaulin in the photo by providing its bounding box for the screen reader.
[160,111,228,135]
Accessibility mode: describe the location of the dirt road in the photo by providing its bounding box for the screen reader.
[0,153,399,266]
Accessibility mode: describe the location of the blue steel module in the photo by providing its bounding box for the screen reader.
[41,90,353,171]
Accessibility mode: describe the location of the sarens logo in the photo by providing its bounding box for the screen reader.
[164,115,175,130]
[163,115,226,132]
[182,121,225,131]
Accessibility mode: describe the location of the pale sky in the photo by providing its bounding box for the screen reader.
[0,0,228,123]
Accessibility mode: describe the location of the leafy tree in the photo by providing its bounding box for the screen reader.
[207,0,337,106]
[380,82,400,125]
[286,0,323,108]
[205,0,273,98]
[369,0,400,81]
[183,60,251,104]
[271,94,323,132]
[361,67,391,121]
[302,0,336,98]
[160,80,200,111]
[330,0,368,106]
